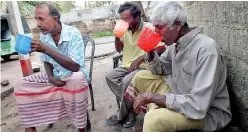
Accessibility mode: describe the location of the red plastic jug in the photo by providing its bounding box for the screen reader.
[137,27,162,52]
[113,20,129,38]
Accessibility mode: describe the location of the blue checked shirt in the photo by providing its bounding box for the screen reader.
[39,24,88,79]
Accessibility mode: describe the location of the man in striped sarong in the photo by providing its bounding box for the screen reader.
[14,2,88,132]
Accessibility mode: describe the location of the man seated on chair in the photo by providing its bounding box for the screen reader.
[14,2,88,132]
[105,2,165,128]
[124,1,232,132]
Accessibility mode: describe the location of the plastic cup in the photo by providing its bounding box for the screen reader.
[137,27,162,52]
[15,34,32,55]
[113,20,129,38]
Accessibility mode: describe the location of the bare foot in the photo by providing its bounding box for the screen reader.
[78,128,86,132]
[133,127,143,132]
[48,124,54,128]
[25,127,37,132]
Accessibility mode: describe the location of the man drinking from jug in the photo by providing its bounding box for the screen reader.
[124,1,232,131]
[14,2,88,132]
[105,2,165,128]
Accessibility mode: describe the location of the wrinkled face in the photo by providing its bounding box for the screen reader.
[154,23,180,46]
[34,6,57,35]
[120,9,140,30]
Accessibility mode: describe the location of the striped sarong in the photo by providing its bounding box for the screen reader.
[14,72,88,128]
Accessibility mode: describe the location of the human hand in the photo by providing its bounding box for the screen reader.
[111,20,116,30]
[31,39,49,53]
[49,77,66,87]
[146,50,155,62]
[133,93,153,114]
[128,56,144,72]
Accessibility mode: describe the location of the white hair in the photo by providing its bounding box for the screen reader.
[150,1,187,27]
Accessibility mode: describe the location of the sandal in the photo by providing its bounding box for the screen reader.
[105,114,120,125]
[122,113,137,128]
[133,127,143,132]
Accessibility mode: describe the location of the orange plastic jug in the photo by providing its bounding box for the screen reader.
[137,27,162,52]
[113,20,129,38]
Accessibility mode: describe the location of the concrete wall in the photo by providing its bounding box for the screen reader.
[65,18,114,36]
[61,5,119,23]
[28,18,115,36]
[26,6,119,36]
[183,1,248,131]
[61,6,119,35]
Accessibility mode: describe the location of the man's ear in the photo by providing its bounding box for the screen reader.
[53,16,59,24]
[174,20,182,31]
[136,15,141,22]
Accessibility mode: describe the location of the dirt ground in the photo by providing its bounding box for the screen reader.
[1,55,144,132]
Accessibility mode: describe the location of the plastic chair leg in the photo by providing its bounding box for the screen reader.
[89,83,96,111]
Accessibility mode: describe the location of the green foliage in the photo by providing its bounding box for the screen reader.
[24,1,39,6]
[92,31,113,38]
[4,1,76,16]
[88,1,112,8]
[17,1,37,16]
[53,1,75,13]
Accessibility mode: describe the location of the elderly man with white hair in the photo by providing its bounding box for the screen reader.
[124,1,232,132]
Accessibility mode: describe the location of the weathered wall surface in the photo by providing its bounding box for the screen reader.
[65,18,114,36]
[61,5,119,23]
[183,1,248,131]
[27,6,119,35]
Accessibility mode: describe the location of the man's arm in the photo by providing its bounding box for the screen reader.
[43,61,66,87]
[32,32,82,72]
[146,46,172,75]
[133,93,167,113]
[129,45,166,72]
[132,46,166,63]
[165,54,222,119]
[154,45,166,56]
[44,62,53,79]
[43,48,80,72]
[135,53,223,119]
[115,37,123,53]
[45,29,85,73]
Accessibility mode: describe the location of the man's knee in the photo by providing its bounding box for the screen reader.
[122,74,133,86]
[144,109,175,132]
[68,72,87,83]
[14,79,26,91]
[106,68,127,85]
[105,69,124,95]
[105,69,120,83]
[144,110,161,131]
[135,70,162,80]
[131,70,150,84]
[122,70,143,90]
[105,71,113,82]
